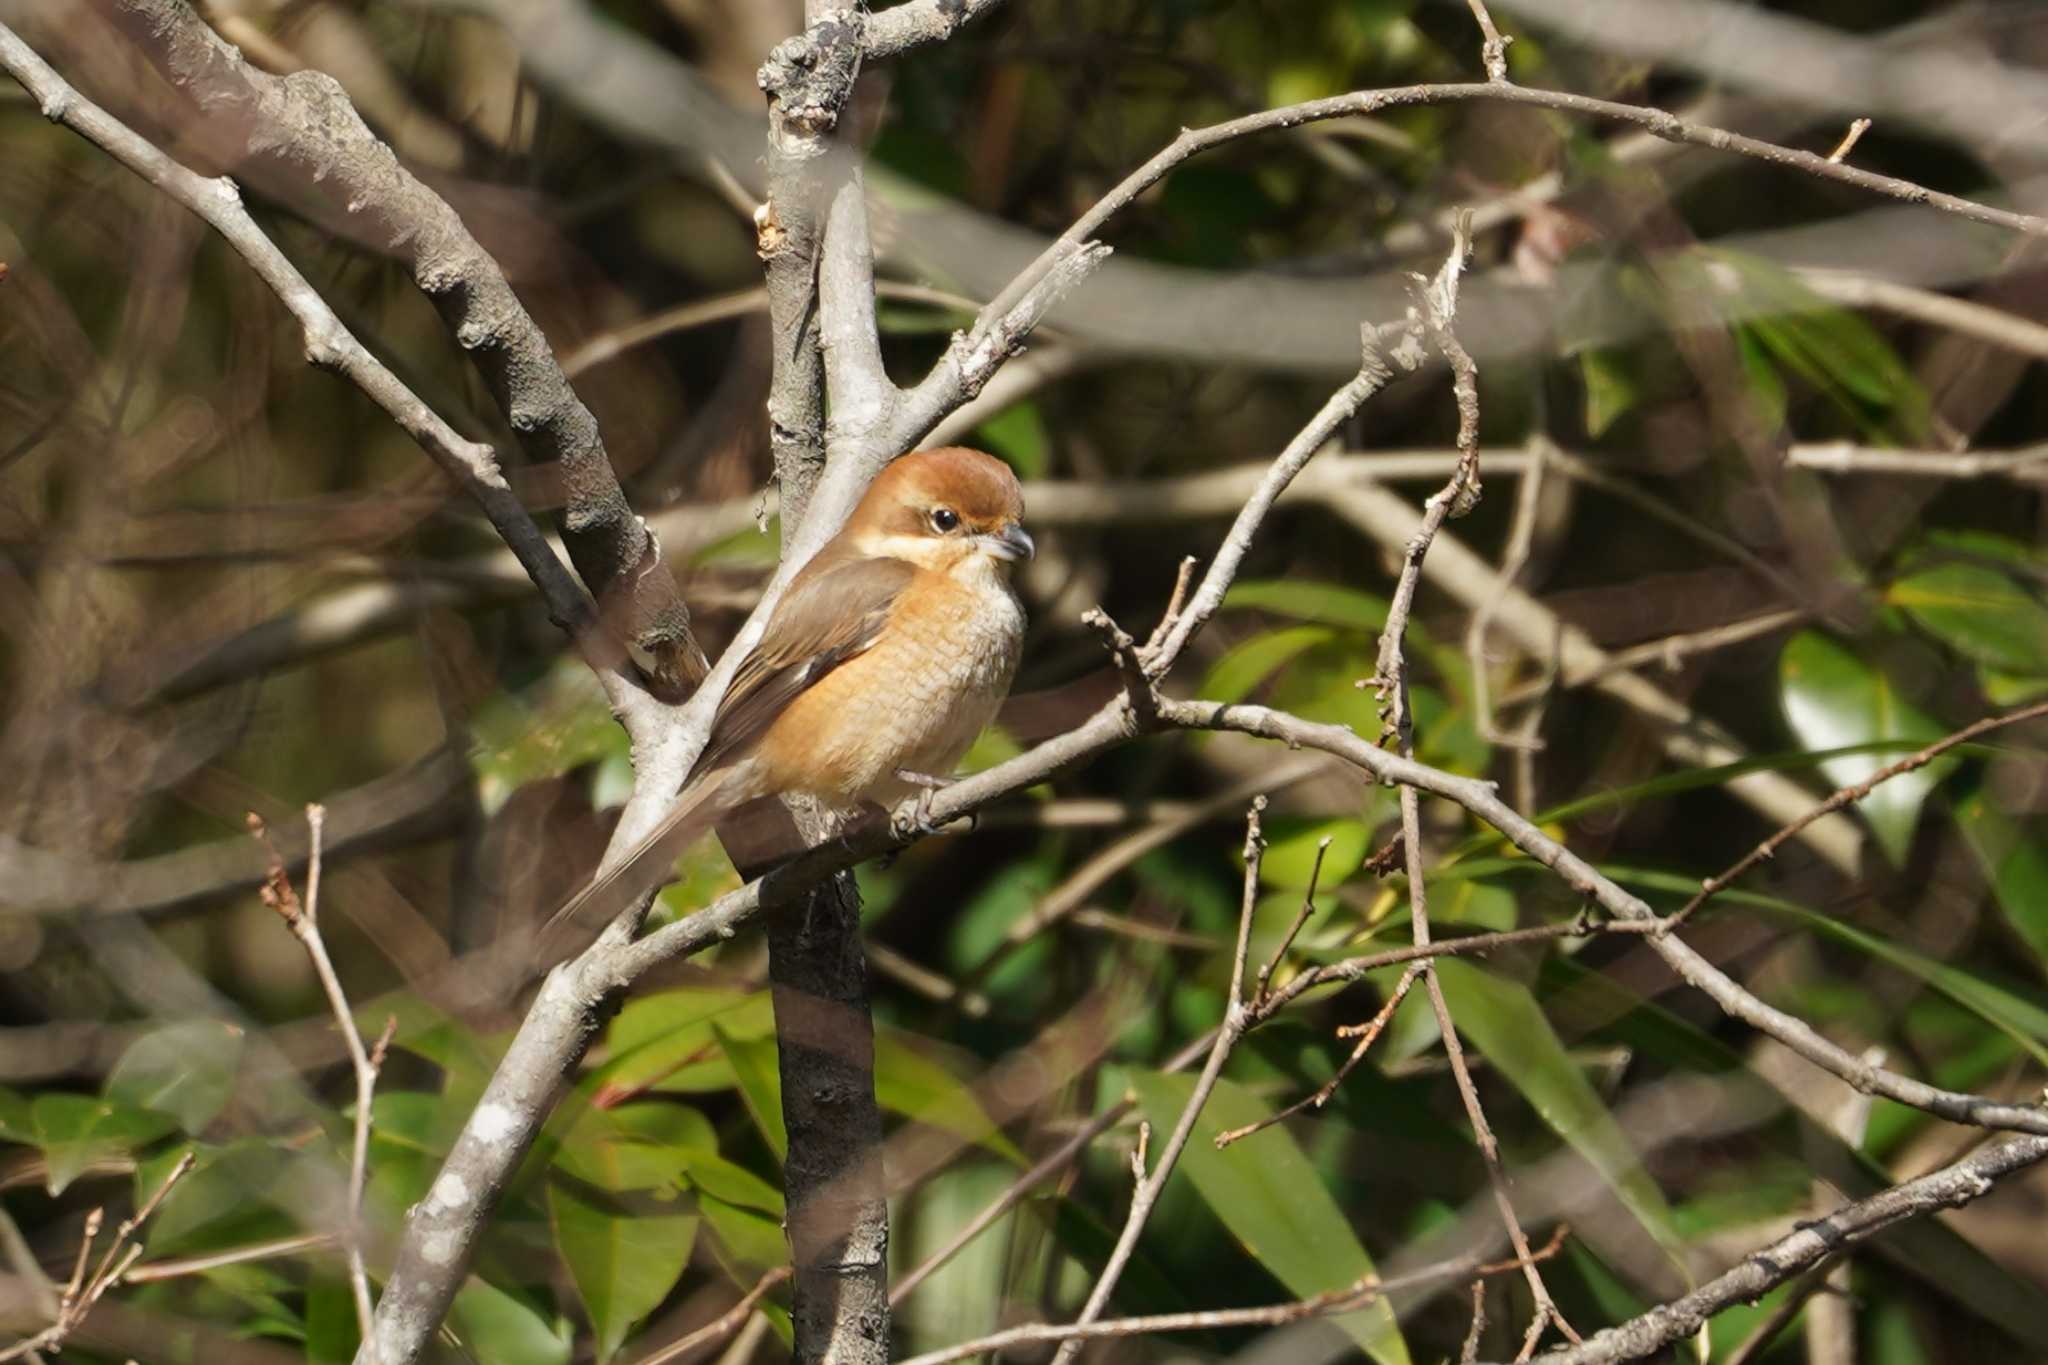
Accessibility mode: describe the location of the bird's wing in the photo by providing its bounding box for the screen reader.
[691,552,917,777]
[537,553,916,951]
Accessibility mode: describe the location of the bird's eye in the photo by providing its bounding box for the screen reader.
[929,507,960,533]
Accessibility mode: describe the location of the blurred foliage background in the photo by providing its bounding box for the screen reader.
[1,0,2046,1362]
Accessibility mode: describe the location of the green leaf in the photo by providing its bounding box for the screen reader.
[1198,626,1333,704]
[448,1278,572,1365]
[469,658,631,815]
[590,989,773,1102]
[700,1192,788,1270]
[1709,251,1927,438]
[1252,818,1371,892]
[713,1025,786,1160]
[30,1093,175,1194]
[1578,346,1639,436]
[1888,562,2048,675]
[1956,792,2048,973]
[105,1019,243,1134]
[1775,905,2048,1067]
[1868,1287,1938,1365]
[1431,877,1517,931]
[1128,1071,1409,1365]
[1434,961,1688,1277]
[1612,868,2048,1066]
[139,1139,295,1254]
[370,1091,467,1160]
[306,1271,359,1364]
[875,1031,1024,1163]
[1778,631,1949,864]
[0,1086,33,1143]
[550,1182,697,1362]
[1223,580,1388,633]
[556,1104,697,1193]
[677,1148,783,1215]
[973,404,1050,480]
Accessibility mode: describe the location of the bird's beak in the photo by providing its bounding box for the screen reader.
[982,524,1035,562]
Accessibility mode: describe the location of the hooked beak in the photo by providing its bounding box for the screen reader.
[982,524,1035,562]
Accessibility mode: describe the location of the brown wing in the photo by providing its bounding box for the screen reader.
[690,552,916,778]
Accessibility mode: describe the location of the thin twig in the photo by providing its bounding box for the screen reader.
[251,805,385,1346]
[1046,798,1268,1365]
[1494,608,1807,706]
[1253,836,1332,1002]
[1215,960,1426,1148]
[1462,1279,1491,1363]
[631,1266,793,1365]
[904,1226,1567,1365]
[123,1232,342,1284]
[1665,697,2048,931]
[0,1154,196,1363]
[1464,0,1514,82]
[1370,214,1575,1359]
[1082,607,1156,725]
[1787,440,2048,483]
[1827,117,1872,162]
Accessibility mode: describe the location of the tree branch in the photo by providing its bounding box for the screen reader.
[100,0,706,699]
[860,0,1011,59]
[1512,1136,2048,1365]
[0,21,608,685]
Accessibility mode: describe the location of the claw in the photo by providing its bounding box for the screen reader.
[890,770,959,840]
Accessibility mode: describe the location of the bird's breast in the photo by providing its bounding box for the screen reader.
[755,570,1024,807]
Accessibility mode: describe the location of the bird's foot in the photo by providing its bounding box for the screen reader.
[891,769,971,840]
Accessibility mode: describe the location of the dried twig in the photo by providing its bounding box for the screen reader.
[0,1153,196,1362]
[1513,1137,2048,1365]
[250,806,389,1347]
[1253,835,1333,1002]
[1214,960,1426,1148]
[1465,0,1514,82]
[632,1266,793,1365]
[903,1226,1569,1365]
[1367,213,1576,1359]
[1045,798,1270,1365]
[1827,117,1873,162]
[1664,697,2048,931]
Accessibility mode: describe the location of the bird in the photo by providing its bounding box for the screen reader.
[541,446,1033,943]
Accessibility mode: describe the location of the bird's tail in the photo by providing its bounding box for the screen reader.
[536,766,737,955]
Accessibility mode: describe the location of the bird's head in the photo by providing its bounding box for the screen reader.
[846,447,1033,578]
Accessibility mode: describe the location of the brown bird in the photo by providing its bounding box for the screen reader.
[544,446,1032,940]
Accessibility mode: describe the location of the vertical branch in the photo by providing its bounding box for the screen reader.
[756,4,863,535]
[757,8,891,1363]
[763,878,890,1365]
[1373,221,1577,1360]
[250,806,392,1352]
[1048,799,1269,1365]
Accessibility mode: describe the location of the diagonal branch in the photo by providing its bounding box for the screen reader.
[99,0,706,700]
[861,0,1011,59]
[1512,1136,2048,1365]
[0,21,610,691]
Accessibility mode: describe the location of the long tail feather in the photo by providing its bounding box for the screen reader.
[536,766,737,953]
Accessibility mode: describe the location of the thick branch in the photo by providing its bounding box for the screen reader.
[101,0,706,697]
[0,24,595,643]
[861,0,1010,59]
